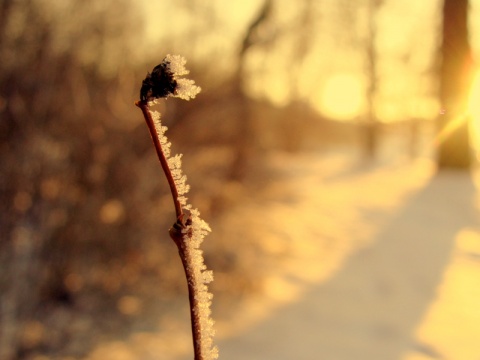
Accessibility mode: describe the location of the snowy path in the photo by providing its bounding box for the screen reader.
[86,152,480,360]
[213,153,480,360]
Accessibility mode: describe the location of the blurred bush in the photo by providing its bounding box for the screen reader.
[0,1,359,358]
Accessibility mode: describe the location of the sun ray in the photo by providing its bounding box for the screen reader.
[434,112,470,147]
[433,70,480,158]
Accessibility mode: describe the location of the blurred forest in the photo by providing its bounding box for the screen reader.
[0,0,478,359]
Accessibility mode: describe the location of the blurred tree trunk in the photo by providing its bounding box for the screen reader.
[229,0,272,179]
[283,0,315,153]
[438,0,473,169]
[363,0,382,160]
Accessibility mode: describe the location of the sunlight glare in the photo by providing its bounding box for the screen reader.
[318,74,363,120]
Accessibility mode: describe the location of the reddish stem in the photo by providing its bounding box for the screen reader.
[137,101,204,359]
[171,224,203,360]
[135,100,184,220]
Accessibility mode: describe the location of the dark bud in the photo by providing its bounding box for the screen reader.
[168,212,194,247]
[171,217,185,232]
[169,216,186,246]
[140,59,177,102]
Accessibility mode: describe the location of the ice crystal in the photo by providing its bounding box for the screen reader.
[182,208,218,359]
[168,154,190,207]
[140,54,201,102]
[164,54,189,76]
[175,78,201,100]
[151,110,171,158]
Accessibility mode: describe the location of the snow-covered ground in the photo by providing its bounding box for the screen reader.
[214,152,480,360]
[86,150,480,360]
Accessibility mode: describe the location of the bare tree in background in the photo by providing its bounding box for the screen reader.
[336,0,384,159]
[438,0,473,169]
[363,0,383,159]
[0,1,143,358]
[229,0,273,179]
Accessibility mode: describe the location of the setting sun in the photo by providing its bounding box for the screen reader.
[317,74,364,121]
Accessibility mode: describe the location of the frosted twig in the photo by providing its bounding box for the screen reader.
[135,55,217,360]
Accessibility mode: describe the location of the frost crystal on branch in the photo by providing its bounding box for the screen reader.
[182,209,218,359]
[151,110,171,157]
[140,54,201,102]
[164,54,189,76]
[146,79,218,358]
[168,154,190,207]
[175,78,201,100]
